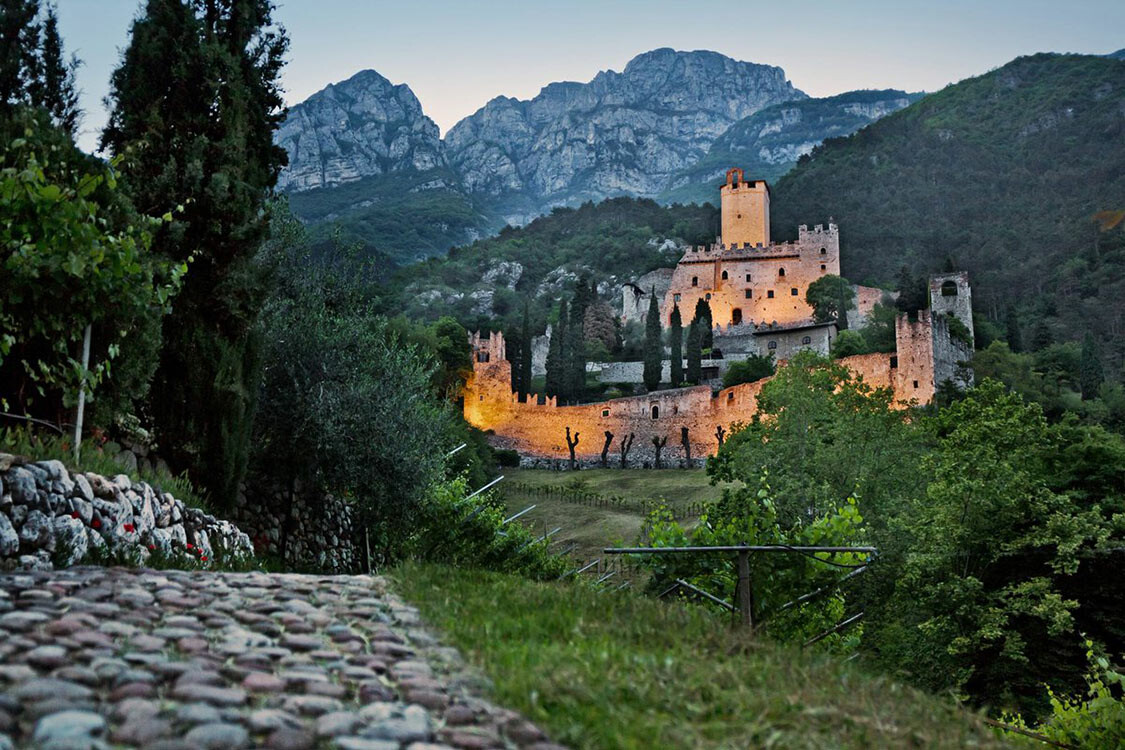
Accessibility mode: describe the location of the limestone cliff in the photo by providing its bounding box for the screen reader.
[445,48,807,223]
[276,69,445,192]
[661,89,922,204]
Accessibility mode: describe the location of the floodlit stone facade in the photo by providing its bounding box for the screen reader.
[464,168,975,465]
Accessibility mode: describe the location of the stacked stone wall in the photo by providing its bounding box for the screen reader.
[0,454,252,571]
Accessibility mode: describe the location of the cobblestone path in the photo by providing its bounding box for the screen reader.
[0,567,563,750]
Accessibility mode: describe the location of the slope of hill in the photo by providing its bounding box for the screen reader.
[387,197,718,328]
[770,53,1125,366]
[660,89,923,204]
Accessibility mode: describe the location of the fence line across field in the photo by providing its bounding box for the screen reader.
[605,544,877,634]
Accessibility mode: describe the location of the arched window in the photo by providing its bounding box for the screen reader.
[732,308,743,325]
[692,276,698,287]
[705,293,711,301]
[768,341,777,350]
[802,336,812,345]
[941,280,958,297]
[721,270,729,280]
[651,405,660,419]
[778,267,786,277]
[820,247,827,255]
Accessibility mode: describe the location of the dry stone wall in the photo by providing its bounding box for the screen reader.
[0,454,252,571]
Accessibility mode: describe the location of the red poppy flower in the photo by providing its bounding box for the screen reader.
[201,556,208,562]
[70,511,79,519]
[186,543,193,549]
[148,544,155,550]
[123,524,135,533]
[91,519,101,529]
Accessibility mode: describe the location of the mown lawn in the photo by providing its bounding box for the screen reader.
[393,563,1009,750]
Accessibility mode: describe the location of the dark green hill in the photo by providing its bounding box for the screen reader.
[660,89,922,205]
[770,53,1125,368]
[386,197,718,329]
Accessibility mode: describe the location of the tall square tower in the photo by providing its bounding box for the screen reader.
[720,167,770,247]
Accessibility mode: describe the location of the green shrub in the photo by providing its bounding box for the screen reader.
[721,354,775,387]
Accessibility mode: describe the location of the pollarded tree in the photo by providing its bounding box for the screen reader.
[806,274,855,326]
[642,288,662,392]
[101,0,289,507]
[669,302,683,387]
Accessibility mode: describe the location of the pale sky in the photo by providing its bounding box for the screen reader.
[57,0,1125,154]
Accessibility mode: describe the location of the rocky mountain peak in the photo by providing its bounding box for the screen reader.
[276,69,444,192]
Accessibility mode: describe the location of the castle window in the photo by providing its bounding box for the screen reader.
[820,247,827,255]
[732,309,743,325]
[745,273,751,282]
[941,280,959,297]
[767,290,774,298]
[673,405,679,415]
[705,293,711,301]
[674,293,681,302]
[890,356,898,368]
[820,264,826,271]
[479,395,484,401]
[802,336,812,345]
[721,270,729,280]
[651,405,659,419]
[778,268,786,277]
[728,391,734,400]
[791,288,798,296]
[745,289,752,299]
[913,380,919,389]
[602,409,610,417]
[768,341,777,350]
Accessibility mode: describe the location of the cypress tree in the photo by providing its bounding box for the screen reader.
[568,285,587,402]
[0,0,40,112]
[519,301,532,402]
[693,298,713,350]
[506,328,523,394]
[669,302,683,386]
[101,0,288,507]
[545,301,567,400]
[686,320,702,384]
[1005,305,1023,353]
[34,6,79,135]
[1080,332,1103,400]
[643,289,662,392]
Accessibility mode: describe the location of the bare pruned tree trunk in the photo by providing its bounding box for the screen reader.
[652,435,667,469]
[681,427,691,466]
[715,424,725,447]
[619,433,635,469]
[601,430,614,468]
[565,426,580,470]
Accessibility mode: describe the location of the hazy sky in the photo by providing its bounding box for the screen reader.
[58,0,1125,153]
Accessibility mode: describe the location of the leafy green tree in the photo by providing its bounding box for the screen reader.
[830,330,868,359]
[710,351,924,527]
[686,320,702,384]
[0,113,184,418]
[865,381,1122,714]
[101,0,289,507]
[806,274,855,325]
[668,302,683,386]
[721,354,775,387]
[642,289,662,392]
[893,266,927,315]
[254,211,452,566]
[1080,332,1104,400]
[859,302,898,353]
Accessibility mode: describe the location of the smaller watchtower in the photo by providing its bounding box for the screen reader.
[720,167,770,248]
[929,272,974,348]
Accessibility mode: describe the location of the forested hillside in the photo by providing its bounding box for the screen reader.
[771,53,1125,369]
[387,198,718,330]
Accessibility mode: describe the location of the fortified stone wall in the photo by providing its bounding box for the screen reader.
[465,332,916,466]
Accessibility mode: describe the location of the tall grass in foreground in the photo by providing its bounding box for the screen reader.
[393,563,1010,749]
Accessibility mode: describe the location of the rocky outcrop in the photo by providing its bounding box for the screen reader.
[661,89,922,204]
[0,454,252,571]
[277,69,445,192]
[446,48,806,220]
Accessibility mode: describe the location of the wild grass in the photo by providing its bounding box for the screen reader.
[393,562,1010,749]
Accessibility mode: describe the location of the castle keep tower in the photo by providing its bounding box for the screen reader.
[720,167,770,247]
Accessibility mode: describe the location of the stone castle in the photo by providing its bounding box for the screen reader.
[465,169,974,466]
